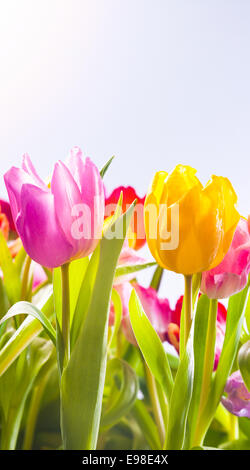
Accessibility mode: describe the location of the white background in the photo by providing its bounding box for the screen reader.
[1,0,249,303]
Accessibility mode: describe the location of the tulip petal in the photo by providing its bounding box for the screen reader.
[51,160,84,256]
[22,154,49,191]
[16,184,73,268]
[4,167,37,222]
[65,146,85,191]
[221,370,250,418]
[78,157,105,242]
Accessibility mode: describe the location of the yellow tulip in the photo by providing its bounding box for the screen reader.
[144,164,240,275]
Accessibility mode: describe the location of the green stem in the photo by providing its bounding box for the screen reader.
[144,360,165,447]
[61,263,70,367]
[229,414,239,441]
[183,274,193,350]
[21,256,32,301]
[192,298,218,446]
[150,266,164,291]
[23,382,46,449]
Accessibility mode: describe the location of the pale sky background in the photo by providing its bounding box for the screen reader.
[0,0,250,304]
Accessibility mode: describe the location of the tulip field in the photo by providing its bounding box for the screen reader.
[0,149,250,451]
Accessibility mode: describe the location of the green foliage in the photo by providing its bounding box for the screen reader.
[129,289,173,404]
[60,201,136,450]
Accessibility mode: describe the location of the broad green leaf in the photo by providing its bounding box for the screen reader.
[238,340,250,391]
[108,288,122,349]
[200,284,250,440]
[70,250,99,348]
[61,201,136,450]
[129,289,173,404]
[187,295,216,447]
[0,301,56,345]
[0,287,54,377]
[166,334,194,450]
[239,416,250,439]
[101,358,138,429]
[99,155,115,179]
[53,256,89,330]
[220,439,250,450]
[0,231,21,304]
[13,245,27,274]
[0,337,53,449]
[240,292,250,343]
[0,277,10,320]
[132,399,161,450]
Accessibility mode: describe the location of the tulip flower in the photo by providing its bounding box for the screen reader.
[113,240,148,285]
[170,295,226,368]
[221,371,250,418]
[32,263,48,290]
[201,218,250,299]
[105,186,146,250]
[144,165,240,275]
[110,281,178,348]
[115,286,226,369]
[0,199,16,233]
[4,147,105,268]
[144,164,240,349]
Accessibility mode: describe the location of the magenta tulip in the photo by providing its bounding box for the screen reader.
[110,281,175,346]
[221,370,250,418]
[4,147,105,268]
[201,218,250,299]
[113,240,148,286]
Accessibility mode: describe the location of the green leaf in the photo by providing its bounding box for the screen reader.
[0,287,54,377]
[0,277,10,320]
[129,289,173,404]
[99,155,115,179]
[220,439,250,450]
[240,292,250,343]
[61,201,136,450]
[0,337,53,449]
[108,288,122,349]
[238,340,250,391]
[166,334,194,450]
[201,284,250,438]
[187,295,216,447]
[0,301,56,345]
[0,231,22,304]
[115,262,156,279]
[131,399,161,450]
[53,256,89,330]
[150,265,164,291]
[101,358,138,429]
[70,250,99,348]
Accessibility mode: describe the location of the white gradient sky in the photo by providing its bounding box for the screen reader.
[1,0,249,304]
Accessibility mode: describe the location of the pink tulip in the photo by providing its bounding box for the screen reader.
[113,239,148,286]
[4,147,105,268]
[32,263,48,290]
[201,218,250,299]
[221,371,250,418]
[110,281,174,346]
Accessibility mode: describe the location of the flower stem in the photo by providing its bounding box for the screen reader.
[229,414,239,441]
[144,360,166,447]
[23,382,46,449]
[61,262,70,367]
[183,274,193,350]
[21,255,32,300]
